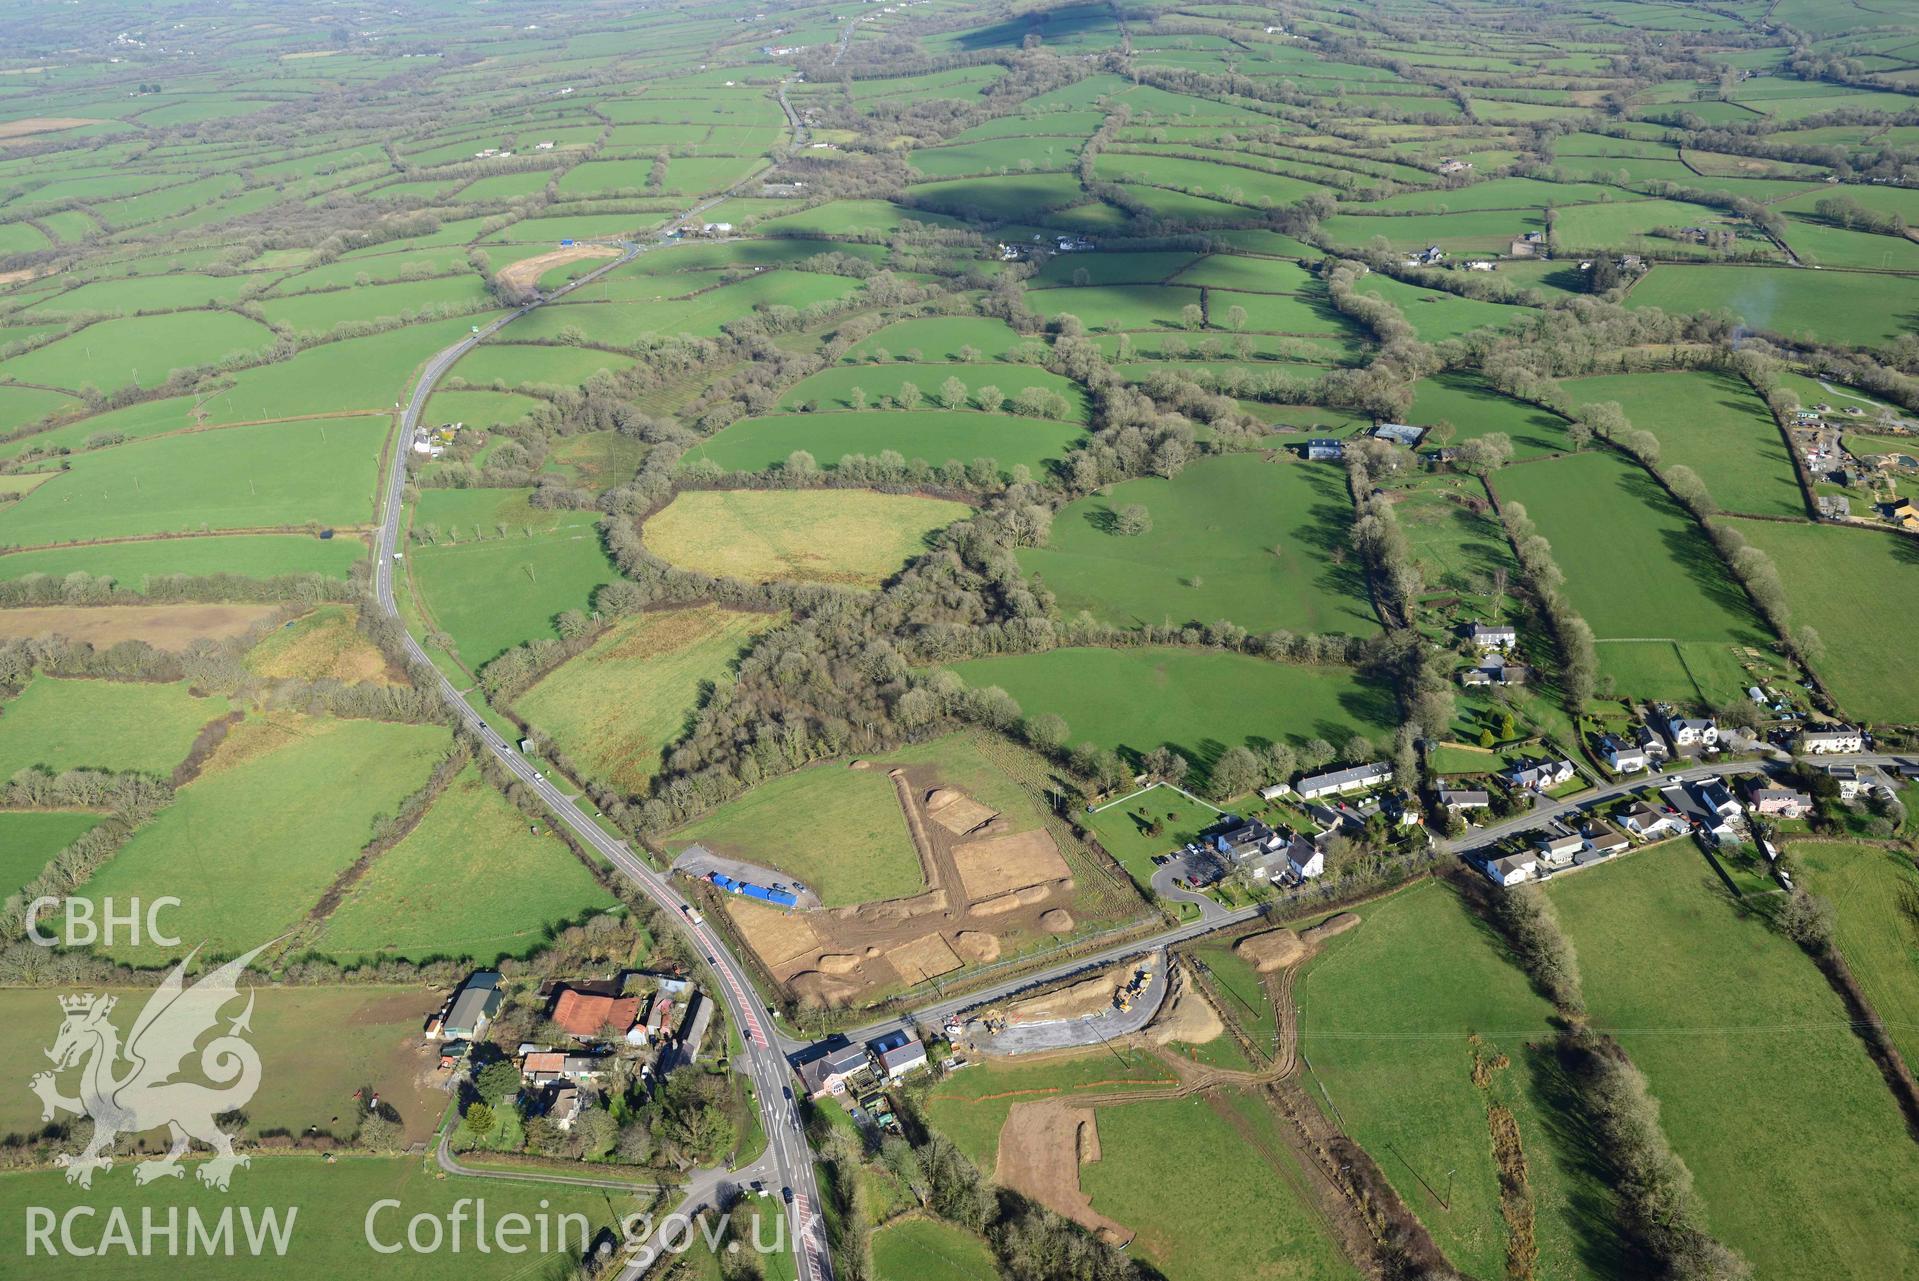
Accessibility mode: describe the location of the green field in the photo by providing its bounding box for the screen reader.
[0,675,227,777]
[0,418,388,546]
[1790,841,1919,1071]
[0,311,275,393]
[1561,370,1801,517]
[1299,878,1611,1281]
[665,761,921,906]
[1084,783,1227,882]
[1549,844,1919,1280]
[314,765,616,964]
[0,533,365,583]
[516,604,781,793]
[1496,451,1768,701]
[0,809,101,896]
[871,1217,998,1281]
[1624,264,1915,350]
[777,363,1087,420]
[841,315,1030,362]
[75,715,449,964]
[643,490,970,588]
[1408,372,1571,457]
[1020,454,1380,635]
[946,647,1398,784]
[1723,518,1919,722]
[409,490,616,667]
[1077,1094,1355,1281]
[682,410,1085,479]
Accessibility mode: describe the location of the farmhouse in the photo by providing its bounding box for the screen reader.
[1295,762,1393,800]
[1304,437,1344,461]
[1438,158,1472,174]
[440,971,503,1040]
[1799,725,1863,754]
[1468,621,1516,650]
[549,987,644,1044]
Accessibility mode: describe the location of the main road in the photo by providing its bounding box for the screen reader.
[372,229,832,1281]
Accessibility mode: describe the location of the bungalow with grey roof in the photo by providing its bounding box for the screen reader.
[1295,762,1393,800]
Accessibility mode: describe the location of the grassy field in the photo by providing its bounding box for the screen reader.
[0,533,365,583]
[0,1156,643,1278]
[663,761,920,906]
[643,490,970,588]
[1084,783,1226,884]
[1790,841,1919,1072]
[871,1217,998,1281]
[682,410,1085,480]
[0,810,101,897]
[1722,518,1919,723]
[1495,451,1767,703]
[841,315,1030,362]
[0,311,274,393]
[1077,1093,1356,1281]
[0,985,449,1144]
[1299,878,1612,1281]
[0,417,388,546]
[75,714,449,964]
[1560,370,1802,517]
[946,647,1398,785]
[1548,843,1919,1280]
[1408,373,1571,457]
[922,1052,1183,1168]
[0,675,227,777]
[244,605,394,684]
[314,765,616,964]
[516,604,781,793]
[777,363,1087,420]
[1623,264,1914,350]
[409,492,616,667]
[1018,454,1380,635]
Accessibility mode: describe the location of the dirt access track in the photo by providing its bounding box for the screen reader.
[723,757,1079,1010]
[495,243,621,294]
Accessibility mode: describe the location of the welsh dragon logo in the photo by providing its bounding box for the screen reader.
[29,941,269,1191]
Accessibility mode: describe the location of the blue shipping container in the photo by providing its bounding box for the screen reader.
[708,872,796,907]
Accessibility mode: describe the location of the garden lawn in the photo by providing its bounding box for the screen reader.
[0,533,365,583]
[1078,1094,1355,1281]
[0,675,226,777]
[1084,783,1225,884]
[516,604,781,793]
[1561,370,1801,517]
[0,810,101,897]
[1495,451,1767,702]
[688,410,1083,479]
[315,765,616,964]
[644,490,970,588]
[1548,843,1919,1281]
[1018,454,1379,635]
[946,647,1398,786]
[75,714,449,964]
[0,417,388,545]
[664,762,921,906]
[1721,518,1919,723]
[1298,878,1612,1281]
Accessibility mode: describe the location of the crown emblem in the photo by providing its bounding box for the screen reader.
[58,993,113,1015]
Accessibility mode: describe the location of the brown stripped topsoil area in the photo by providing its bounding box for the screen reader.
[0,603,281,650]
[495,243,621,293]
[994,1101,1135,1246]
[719,755,1091,1010]
[0,117,101,141]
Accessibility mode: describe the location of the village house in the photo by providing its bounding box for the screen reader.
[1537,831,1585,868]
[1438,788,1490,811]
[1655,708,1718,752]
[549,986,644,1044]
[871,1032,928,1080]
[1799,725,1863,754]
[1617,803,1686,840]
[547,1084,583,1130]
[1462,651,1530,687]
[1211,817,1278,861]
[663,993,713,1072]
[1295,762,1393,800]
[1506,758,1575,791]
[1484,850,1538,887]
[796,1043,871,1098]
[519,1051,612,1085]
[1743,780,1812,818]
[1823,764,1866,801]
[1692,779,1742,819]
[1582,824,1631,857]
[1598,734,1650,774]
